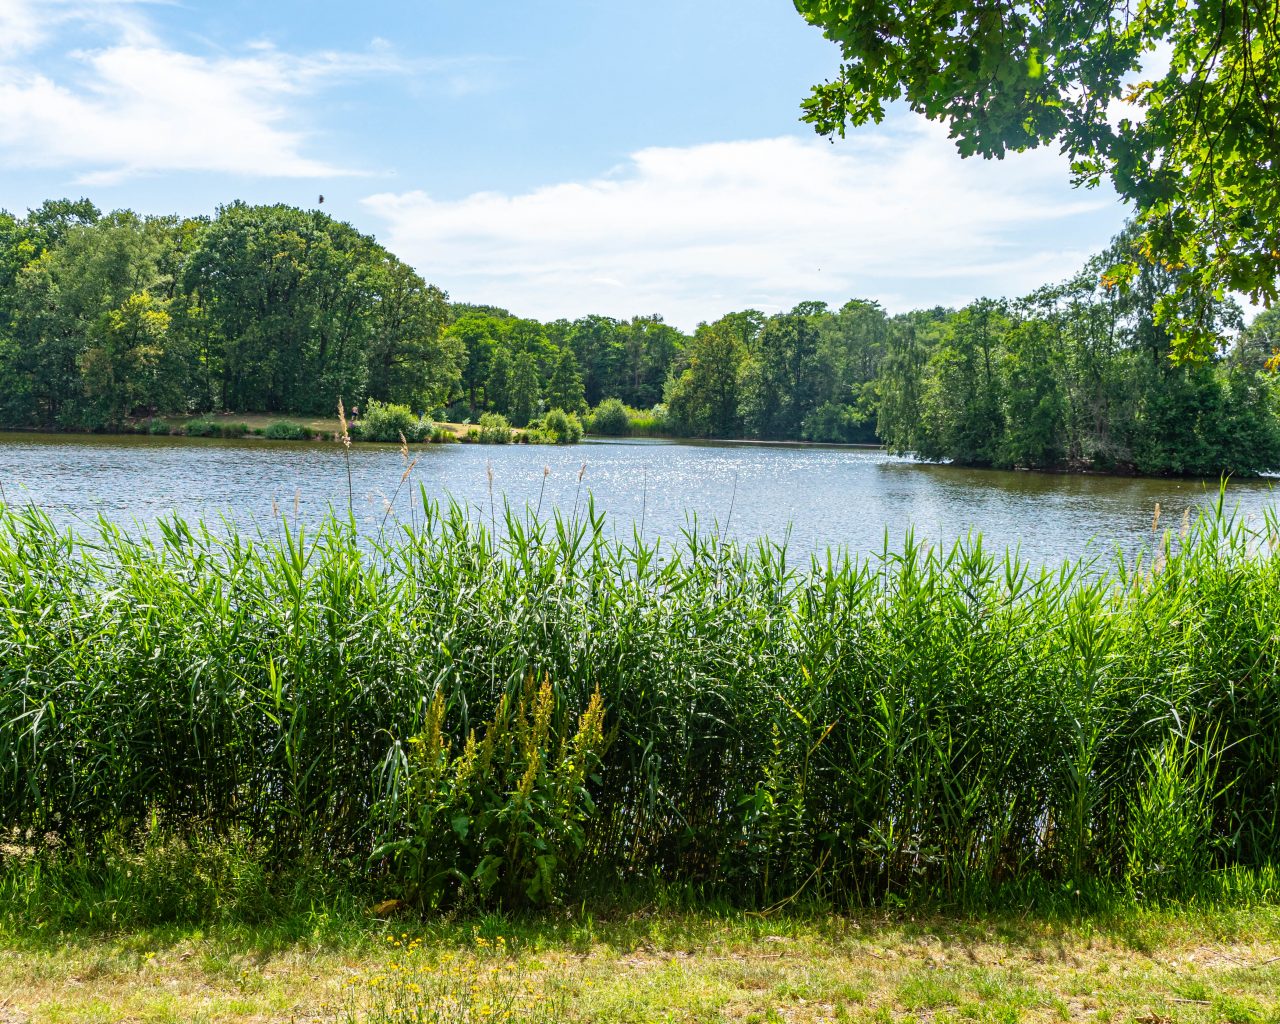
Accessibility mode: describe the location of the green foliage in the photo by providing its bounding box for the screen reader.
[739,308,823,440]
[1,823,277,931]
[3,195,1278,466]
[476,412,513,444]
[664,315,751,438]
[875,246,1280,475]
[485,345,512,415]
[628,403,669,437]
[793,0,1280,359]
[588,397,631,436]
[184,419,250,438]
[508,351,541,428]
[146,417,172,435]
[2,501,1280,911]
[1125,728,1223,899]
[801,401,870,444]
[546,347,587,415]
[373,678,608,908]
[533,408,583,444]
[355,400,431,444]
[264,420,310,441]
[0,200,461,429]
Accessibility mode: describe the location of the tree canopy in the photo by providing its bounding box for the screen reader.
[2,196,1277,475]
[793,0,1280,360]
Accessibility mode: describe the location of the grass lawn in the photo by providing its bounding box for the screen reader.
[4,907,1280,1023]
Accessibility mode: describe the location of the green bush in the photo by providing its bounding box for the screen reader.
[532,408,583,444]
[355,400,429,443]
[589,397,630,436]
[264,421,308,441]
[185,419,216,437]
[147,418,172,435]
[477,412,513,444]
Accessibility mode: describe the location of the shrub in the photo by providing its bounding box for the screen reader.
[477,412,513,444]
[356,401,428,443]
[534,408,583,444]
[264,421,308,441]
[147,418,172,435]
[185,419,216,437]
[590,397,630,436]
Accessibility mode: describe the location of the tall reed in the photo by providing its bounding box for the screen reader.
[1,493,1278,907]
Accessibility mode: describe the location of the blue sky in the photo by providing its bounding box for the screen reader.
[0,0,1132,328]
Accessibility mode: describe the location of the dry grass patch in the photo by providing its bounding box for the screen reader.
[3,910,1280,1023]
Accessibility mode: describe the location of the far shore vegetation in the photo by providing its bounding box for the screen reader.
[2,199,1279,472]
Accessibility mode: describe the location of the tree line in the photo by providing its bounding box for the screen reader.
[1,197,1278,474]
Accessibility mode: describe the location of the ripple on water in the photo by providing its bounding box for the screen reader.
[0,432,1276,567]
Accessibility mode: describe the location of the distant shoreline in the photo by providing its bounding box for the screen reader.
[2,424,1276,481]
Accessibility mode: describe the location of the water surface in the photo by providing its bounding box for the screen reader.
[2,432,1276,566]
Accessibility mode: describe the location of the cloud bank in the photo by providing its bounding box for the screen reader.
[0,0,481,183]
[363,122,1121,329]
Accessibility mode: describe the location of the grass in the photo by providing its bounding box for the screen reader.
[4,905,1280,1022]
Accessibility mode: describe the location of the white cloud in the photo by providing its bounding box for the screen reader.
[0,0,480,182]
[0,0,159,57]
[0,46,350,182]
[362,120,1124,329]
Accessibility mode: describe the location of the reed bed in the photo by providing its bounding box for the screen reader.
[1,494,1278,910]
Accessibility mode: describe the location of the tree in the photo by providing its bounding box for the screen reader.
[1241,308,1280,372]
[508,350,542,427]
[564,315,626,405]
[620,316,686,408]
[182,203,375,413]
[546,346,587,415]
[79,291,174,427]
[794,0,1280,359]
[876,314,933,455]
[664,315,749,438]
[5,211,183,428]
[739,307,823,440]
[447,313,506,412]
[486,344,512,414]
[365,258,459,411]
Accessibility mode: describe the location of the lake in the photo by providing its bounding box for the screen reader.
[2,431,1276,567]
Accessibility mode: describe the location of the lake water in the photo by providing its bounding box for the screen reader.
[1,431,1277,567]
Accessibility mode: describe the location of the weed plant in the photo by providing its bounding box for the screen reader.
[1,491,1278,913]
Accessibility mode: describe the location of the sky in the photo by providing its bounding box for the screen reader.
[0,0,1134,329]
